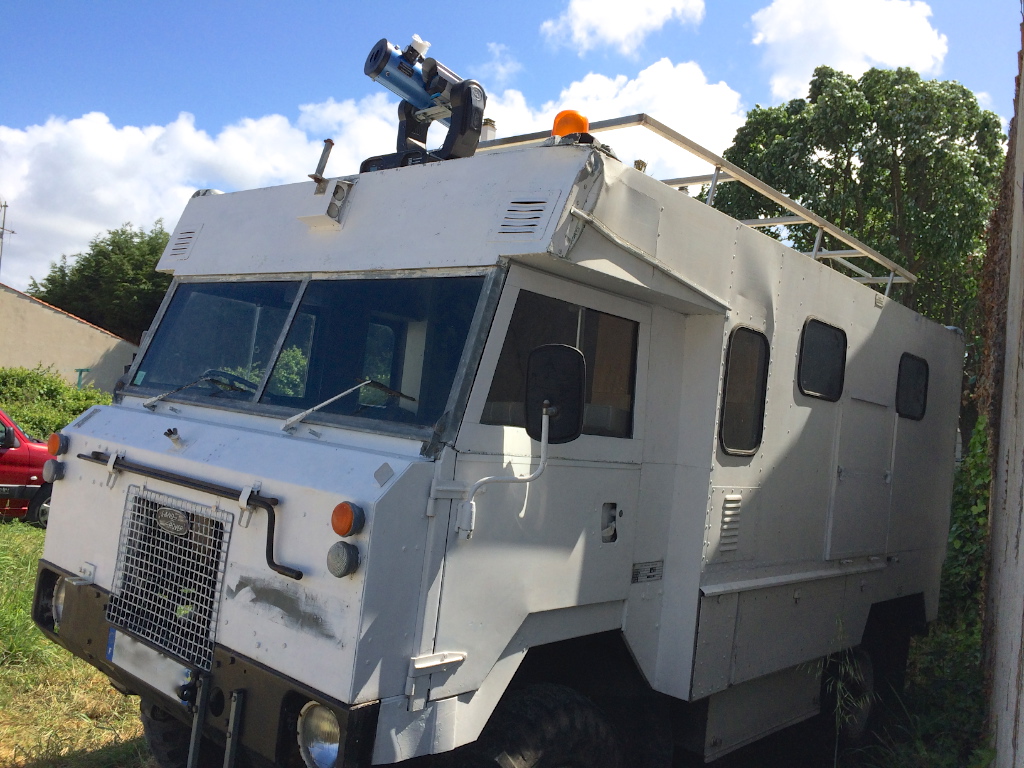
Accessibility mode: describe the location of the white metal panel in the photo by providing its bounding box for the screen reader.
[703,662,821,760]
[158,147,590,278]
[826,399,894,559]
[690,593,738,699]
[731,577,848,684]
[428,455,638,699]
[42,403,424,705]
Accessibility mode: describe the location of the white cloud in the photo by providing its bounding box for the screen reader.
[0,59,744,292]
[751,0,948,100]
[486,57,745,179]
[471,43,524,89]
[0,96,398,291]
[542,0,705,56]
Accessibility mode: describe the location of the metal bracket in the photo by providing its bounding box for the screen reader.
[237,482,260,528]
[223,690,246,768]
[186,675,212,768]
[105,450,125,488]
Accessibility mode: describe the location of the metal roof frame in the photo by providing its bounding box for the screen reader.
[478,113,915,290]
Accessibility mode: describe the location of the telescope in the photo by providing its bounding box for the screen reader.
[362,35,487,169]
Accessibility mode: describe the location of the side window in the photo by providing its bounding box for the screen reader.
[798,319,847,402]
[482,290,639,438]
[720,327,770,455]
[896,353,929,420]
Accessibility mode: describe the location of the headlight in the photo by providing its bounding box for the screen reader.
[52,577,67,624]
[297,702,341,768]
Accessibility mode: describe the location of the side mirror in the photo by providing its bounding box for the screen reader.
[525,344,586,445]
[0,426,14,449]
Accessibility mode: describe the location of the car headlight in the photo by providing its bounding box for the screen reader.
[297,701,341,768]
[52,577,67,624]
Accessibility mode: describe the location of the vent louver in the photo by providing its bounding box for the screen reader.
[496,199,551,239]
[167,225,202,260]
[720,494,742,552]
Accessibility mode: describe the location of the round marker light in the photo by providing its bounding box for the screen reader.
[43,459,65,483]
[326,541,360,578]
[331,502,365,537]
[297,702,341,768]
[47,432,69,456]
[552,109,589,137]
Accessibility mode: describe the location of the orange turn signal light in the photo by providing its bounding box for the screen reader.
[331,501,366,537]
[47,432,69,456]
[552,110,589,137]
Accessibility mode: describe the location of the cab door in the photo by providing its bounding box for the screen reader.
[0,415,40,513]
[429,265,650,700]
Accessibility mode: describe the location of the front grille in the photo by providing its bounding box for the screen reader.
[106,485,233,670]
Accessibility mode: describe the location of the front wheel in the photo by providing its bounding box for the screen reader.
[26,485,51,528]
[140,699,224,768]
[450,684,622,768]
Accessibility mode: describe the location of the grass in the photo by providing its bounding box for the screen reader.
[0,522,148,768]
[838,616,991,768]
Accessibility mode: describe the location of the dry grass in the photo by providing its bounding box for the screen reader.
[0,522,149,768]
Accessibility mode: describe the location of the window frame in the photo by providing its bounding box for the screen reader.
[718,325,771,457]
[480,289,640,439]
[459,266,650,464]
[797,318,847,402]
[896,352,929,421]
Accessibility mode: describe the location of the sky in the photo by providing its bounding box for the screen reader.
[0,0,1018,292]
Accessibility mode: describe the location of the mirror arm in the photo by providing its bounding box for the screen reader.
[456,405,551,540]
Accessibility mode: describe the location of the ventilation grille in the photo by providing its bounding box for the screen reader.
[167,225,202,260]
[106,485,232,670]
[495,199,552,239]
[720,494,742,553]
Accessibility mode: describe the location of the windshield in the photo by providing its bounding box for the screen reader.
[132,275,487,431]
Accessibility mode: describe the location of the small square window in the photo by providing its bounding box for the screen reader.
[720,327,770,455]
[798,319,847,402]
[896,353,929,420]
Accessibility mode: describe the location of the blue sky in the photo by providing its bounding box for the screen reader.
[0,0,1017,292]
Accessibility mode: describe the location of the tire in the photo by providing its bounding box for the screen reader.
[824,647,875,745]
[140,699,225,768]
[26,485,51,528]
[450,684,623,768]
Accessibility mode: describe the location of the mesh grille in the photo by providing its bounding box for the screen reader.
[106,485,232,670]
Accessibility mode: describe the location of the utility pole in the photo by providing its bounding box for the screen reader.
[0,201,15,281]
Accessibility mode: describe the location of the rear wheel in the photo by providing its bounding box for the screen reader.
[140,699,224,768]
[26,485,51,528]
[448,684,622,768]
[824,647,875,745]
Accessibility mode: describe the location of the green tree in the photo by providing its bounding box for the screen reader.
[714,66,1004,418]
[28,221,171,344]
[0,366,110,438]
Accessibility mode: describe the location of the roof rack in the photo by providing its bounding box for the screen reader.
[478,113,915,293]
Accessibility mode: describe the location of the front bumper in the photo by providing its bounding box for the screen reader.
[33,561,379,767]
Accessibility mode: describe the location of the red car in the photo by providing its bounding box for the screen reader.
[0,409,51,527]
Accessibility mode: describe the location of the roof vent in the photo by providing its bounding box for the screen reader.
[167,225,203,261]
[493,197,553,240]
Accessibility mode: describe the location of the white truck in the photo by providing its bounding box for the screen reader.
[33,37,963,768]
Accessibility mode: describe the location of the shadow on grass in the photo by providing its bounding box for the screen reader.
[13,737,150,768]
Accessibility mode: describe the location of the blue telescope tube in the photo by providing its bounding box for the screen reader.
[365,39,439,113]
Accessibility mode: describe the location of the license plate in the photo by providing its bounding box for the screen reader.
[106,628,192,704]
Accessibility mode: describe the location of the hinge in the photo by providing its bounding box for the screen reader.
[427,480,468,518]
[405,651,467,711]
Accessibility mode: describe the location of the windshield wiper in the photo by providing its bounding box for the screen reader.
[281,379,415,432]
[142,369,257,411]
